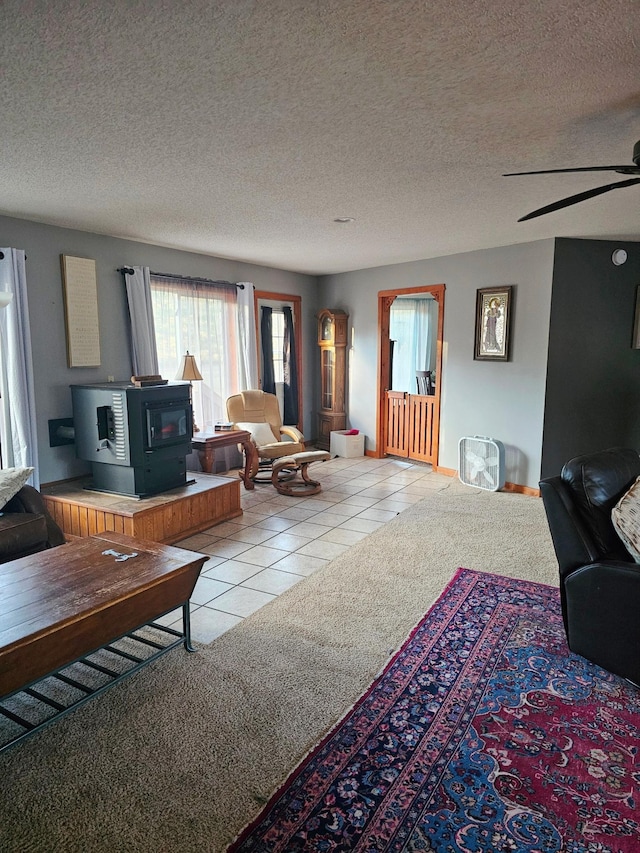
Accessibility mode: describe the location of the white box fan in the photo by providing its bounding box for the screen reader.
[458,436,506,492]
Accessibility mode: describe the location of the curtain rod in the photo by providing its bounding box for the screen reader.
[118,268,243,289]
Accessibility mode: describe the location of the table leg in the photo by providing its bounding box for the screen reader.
[182,601,196,652]
[198,446,215,474]
[238,437,256,490]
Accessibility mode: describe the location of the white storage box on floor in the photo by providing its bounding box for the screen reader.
[330,430,365,458]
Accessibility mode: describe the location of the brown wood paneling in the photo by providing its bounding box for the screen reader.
[42,475,241,544]
[79,506,90,538]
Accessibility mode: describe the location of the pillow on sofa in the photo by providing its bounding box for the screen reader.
[235,422,278,447]
[611,475,640,562]
[0,466,34,510]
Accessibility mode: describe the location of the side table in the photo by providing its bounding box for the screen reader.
[191,429,256,490]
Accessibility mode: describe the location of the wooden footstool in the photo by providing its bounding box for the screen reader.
[271,450,331,496]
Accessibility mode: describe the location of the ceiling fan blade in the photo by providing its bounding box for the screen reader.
[504,165,637,176]
[518,177,640,222]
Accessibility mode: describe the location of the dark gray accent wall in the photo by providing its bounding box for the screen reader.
[541,238,640,479]
[0,215,317,485]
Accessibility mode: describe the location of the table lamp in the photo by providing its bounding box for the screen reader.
[175,351,203,433]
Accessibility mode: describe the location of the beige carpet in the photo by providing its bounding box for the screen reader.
[0,481,558,853]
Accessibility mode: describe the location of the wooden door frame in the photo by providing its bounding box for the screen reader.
[254,290,303,432]
[376,284,445,464]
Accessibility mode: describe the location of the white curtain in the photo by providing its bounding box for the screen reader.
[150,276,255,472]
[237,282,258,390]
[390,297,438,393]
[124,266,159,376]
[0,249,39,485]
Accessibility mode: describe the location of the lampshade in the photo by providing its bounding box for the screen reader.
[0,292,13,309]
[175,351,203,381]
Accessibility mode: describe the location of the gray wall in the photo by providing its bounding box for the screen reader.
[0,215,317,485]
[319,240,556,489]
[6,211,636,491]
[541,237,640,478]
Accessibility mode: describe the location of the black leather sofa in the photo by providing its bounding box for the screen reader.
[0,484,66,564]
[539,447,640,687]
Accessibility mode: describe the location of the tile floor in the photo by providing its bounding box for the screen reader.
[159,454,451,644]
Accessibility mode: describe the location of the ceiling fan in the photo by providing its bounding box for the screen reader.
[505,139,640,221]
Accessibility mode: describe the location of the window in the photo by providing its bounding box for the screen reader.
[150,275,241,432]
[256,293,301,428]
[271,310,285,384]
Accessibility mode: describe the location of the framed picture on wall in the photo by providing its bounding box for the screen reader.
[474,286,513,361]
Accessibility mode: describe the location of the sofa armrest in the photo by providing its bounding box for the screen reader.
[5,484,46,515]
[4,485,66,547]
[563,559,640,686]
[0,513,49,563]
[539,476,604,576]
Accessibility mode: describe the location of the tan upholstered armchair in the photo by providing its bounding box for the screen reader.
[226,390,305,481]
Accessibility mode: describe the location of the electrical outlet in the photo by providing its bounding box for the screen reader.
[107,375,115,382]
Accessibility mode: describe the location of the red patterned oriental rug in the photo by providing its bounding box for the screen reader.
[229,568,640,853]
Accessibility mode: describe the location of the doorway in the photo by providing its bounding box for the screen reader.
[376,284,445,464]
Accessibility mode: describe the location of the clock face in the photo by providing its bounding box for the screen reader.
[321,316,333,340]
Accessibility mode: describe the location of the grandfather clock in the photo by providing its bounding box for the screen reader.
[317,308,348,451]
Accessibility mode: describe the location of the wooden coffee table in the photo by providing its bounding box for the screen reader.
[0,532,207,751]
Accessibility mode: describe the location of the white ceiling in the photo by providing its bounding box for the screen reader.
[1,0,639,275]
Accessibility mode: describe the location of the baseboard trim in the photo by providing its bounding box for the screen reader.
[502,482,540,497]
[434,466,540,497]
[434,466,456,477]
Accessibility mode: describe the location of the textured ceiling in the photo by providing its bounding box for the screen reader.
[1,0,639,274]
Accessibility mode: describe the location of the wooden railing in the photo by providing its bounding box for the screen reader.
[385,391,436,463]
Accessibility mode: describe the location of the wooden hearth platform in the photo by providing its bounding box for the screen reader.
[41,473,241,545]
